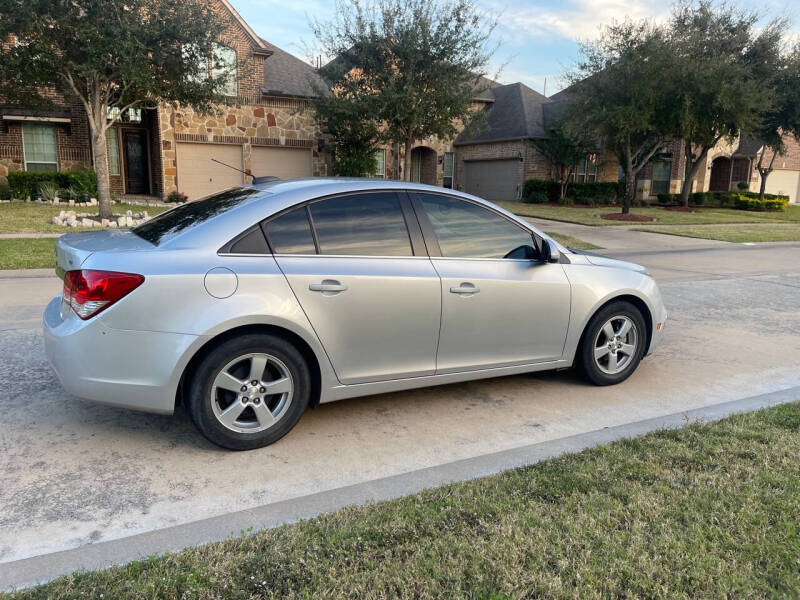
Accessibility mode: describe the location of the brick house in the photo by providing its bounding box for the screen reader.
[0,0,329,201]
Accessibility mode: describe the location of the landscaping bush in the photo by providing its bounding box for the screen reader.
[7,170,97,199]
[523,179,624,205]
[691,192,709,205]
[0,181,10,200]
[707,191,788,210]
[166,190,188,203]
[522,179,559,203]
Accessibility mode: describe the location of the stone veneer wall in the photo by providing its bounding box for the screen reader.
[157,96,329,197]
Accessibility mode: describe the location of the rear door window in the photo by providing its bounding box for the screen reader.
[263,207,317,254]
[308,192,413,256]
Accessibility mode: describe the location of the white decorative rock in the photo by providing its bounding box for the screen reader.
[143,211,149,218]
[52,216,61,225]
[109,221,118,228]
[101,219,109,227]
[90,198,97,206]
[81,218,93,227]
[126,210,133,217]
[68,200,75,206]
[117,216,126,227]
[68,219,78,227]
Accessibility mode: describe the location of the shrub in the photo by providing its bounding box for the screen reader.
[736,181,750,191]
[732,193,788,211]
[0,182,10,200]
[38,181,59,202]
[522,179,623,205]
[525,190,548,204]
[690,192,709,206]
[522,179,559,203]
[7,170,97,199]
[166,191,188,203]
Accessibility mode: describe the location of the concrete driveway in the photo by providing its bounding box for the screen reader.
[2,236,800,582]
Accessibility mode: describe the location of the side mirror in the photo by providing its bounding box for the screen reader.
[541,239,560,264]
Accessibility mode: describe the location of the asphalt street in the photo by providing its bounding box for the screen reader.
[1,230,799,580]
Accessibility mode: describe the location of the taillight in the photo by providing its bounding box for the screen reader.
[62,270,144,320]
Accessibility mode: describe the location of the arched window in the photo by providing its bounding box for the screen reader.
[213,44,237,97]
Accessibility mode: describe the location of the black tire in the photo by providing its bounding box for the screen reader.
[578,301,647,386]
[186,333,310,450]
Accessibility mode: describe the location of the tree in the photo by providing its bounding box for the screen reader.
[530,125,596,201]
[667,1,787,206]
[0,0,231,218]
[753,43,800,200]
[569,20,675,213]
[314,76,380,176]
[312,0,496,181]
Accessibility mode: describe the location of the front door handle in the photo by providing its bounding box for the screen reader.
[450,282,480,295]
[309,279,348,295]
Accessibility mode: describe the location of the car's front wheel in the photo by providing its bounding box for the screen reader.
[187,333,310,450]
[579,301,647,386]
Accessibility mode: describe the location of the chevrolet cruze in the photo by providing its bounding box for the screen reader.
[44,179,666,449]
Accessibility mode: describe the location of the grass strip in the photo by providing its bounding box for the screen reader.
[6,403,800,599]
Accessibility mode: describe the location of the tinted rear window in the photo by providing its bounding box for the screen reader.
[264,207,317,254]
[309,192,412,256]
[133,188,260,245]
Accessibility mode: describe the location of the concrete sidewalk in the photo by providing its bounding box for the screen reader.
[524,217,730,252]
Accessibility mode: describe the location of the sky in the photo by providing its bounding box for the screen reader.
[231,0,800,96]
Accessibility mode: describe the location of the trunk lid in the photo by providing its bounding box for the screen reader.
[54,230,154,278]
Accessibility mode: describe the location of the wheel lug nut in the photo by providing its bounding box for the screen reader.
[259,387,266,393]
[253,397,260,404]
[241,397,247,404]
[251,380,258,385]
[240,385,247,392]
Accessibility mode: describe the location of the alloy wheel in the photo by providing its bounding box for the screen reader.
[593,315,638,375]
[210,352,293,434]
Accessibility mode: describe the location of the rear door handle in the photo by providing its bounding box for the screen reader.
[450,282,480,295]
[309,279,348,295]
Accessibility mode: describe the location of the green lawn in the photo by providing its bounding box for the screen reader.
[0,238,56,270]
[545,231,601,250]
[0,202,169,234]
[7,403,800,599]
[636,223,800,243]
[502,201,800,227]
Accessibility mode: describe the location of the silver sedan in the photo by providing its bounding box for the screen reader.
[44,179,667,449]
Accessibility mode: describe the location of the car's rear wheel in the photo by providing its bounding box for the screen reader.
[579,301,646,386]
[187,333,310,450]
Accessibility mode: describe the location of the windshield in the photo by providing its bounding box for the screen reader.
[132,188,260,245]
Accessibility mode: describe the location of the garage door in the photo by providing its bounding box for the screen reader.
[251,146,312,180]
[463,159,520,202]
[763,169,800,204]
[176,143,244,201]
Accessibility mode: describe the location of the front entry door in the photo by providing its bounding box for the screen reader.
[265,191,441,384]
[413,192,571,373]
[123,130,149,195]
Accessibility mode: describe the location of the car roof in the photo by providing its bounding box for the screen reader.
[163,177,546,250]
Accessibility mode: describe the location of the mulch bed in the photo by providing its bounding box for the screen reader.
[601,213,655,222]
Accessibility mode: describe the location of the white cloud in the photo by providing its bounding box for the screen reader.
[491,0,668,44]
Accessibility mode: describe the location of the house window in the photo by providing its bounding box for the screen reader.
[22,123,58,172]
[651,160,671,195]
[106,129,121,176]
[372,149,386,178]
[213,44,237,97]
[570,155,598,183]
[106,107,142,124]
[443,152,454,188]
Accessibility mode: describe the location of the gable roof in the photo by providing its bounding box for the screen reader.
[259,38,328,99]
[454,82,551,145]
[218,0,272,55]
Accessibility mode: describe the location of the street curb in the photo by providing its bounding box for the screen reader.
[0,268,57,279]
[2,385,799,591]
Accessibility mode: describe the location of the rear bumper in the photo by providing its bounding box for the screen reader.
[43,296,199,414]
